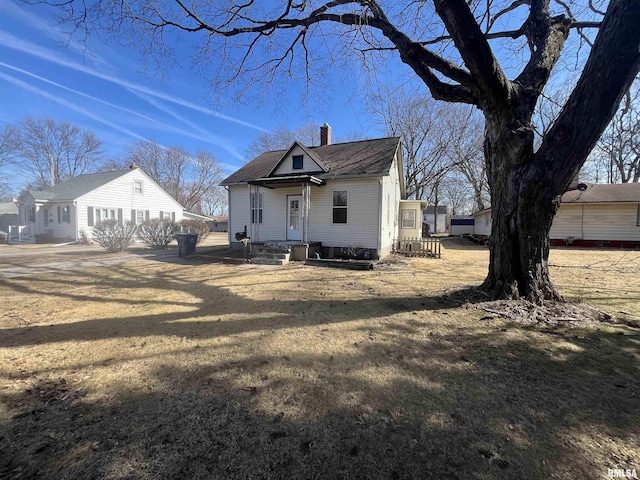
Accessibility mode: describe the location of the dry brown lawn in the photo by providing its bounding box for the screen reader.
[1,239,639,479]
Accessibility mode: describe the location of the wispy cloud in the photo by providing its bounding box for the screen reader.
[0,60,244,160]
[0,0,112,72]
[127,89,244,160]
[0,71,151,143]
[0,30,269,133]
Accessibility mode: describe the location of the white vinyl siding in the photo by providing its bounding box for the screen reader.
[308,178,381,249]
[76,169,183,238]
[228,185,251,239]
[379,154,401,257]
[550,203,640,242]
[473,211,492,237]
[398,200,423,241]
[47,203,77,239]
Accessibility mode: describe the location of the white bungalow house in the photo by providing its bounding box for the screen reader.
[14,166,184,243]
[422,205,448,235]
[220,124,422,259]
[472,183,640,247]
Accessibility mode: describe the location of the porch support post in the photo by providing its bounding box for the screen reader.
[247,183,252,242]
[302,182,310,244]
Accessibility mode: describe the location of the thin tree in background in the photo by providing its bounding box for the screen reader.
[590,82,640,183]
[12,117,103,189]
[245,123,321,161]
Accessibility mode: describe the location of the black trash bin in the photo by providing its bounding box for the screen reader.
[175,233,198,257]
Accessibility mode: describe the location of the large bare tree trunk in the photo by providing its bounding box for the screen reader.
[481,112,562,302]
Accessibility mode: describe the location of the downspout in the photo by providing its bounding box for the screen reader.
[73,200,79,241]
[377,178,382,259]
[247,183,252,241]
[224,186,230,246]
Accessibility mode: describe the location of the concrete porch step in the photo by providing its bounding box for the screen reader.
[257,250,290,261]
[251,257,288,266]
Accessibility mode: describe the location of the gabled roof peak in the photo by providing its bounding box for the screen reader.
[266,140,330,177]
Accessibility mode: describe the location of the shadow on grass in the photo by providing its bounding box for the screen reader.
[0,263,638,479]
[1,325,638,479]
[0,264,483,349]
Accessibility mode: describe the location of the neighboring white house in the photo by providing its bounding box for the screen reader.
[0,201,19,234]
[472,208,492,238]
[15,166,184,243]
[220,124,415,259]
[422,205,448,234]
[472,183,640,247]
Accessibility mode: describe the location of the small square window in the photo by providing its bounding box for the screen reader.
[292,155,303,170]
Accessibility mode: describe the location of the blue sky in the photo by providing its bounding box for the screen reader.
[0,1,375,189]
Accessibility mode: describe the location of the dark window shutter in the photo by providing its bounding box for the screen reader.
[131,209,136,224]
[160,210,164,220]
[117,209,123,225]
[171,212,175,222]
[87,207,94,226]
[57,206,61,223]
[145,210,150,220]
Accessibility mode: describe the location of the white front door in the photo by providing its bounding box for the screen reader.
[287,195,302,241]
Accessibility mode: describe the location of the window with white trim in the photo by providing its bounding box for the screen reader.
[134,181,143,194]
[292,155,303,170]
[401,209,416,229]
[332,190,348,224]
[251,193,263,224]
[95,208,115,223]
[136,210,145,224]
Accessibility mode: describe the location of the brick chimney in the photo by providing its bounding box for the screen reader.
[320,123,332,146]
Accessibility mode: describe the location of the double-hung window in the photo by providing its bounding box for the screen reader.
[401,209,416,229]
[332,190,348,224]
[251,193,263,224]
[134,181,143,194]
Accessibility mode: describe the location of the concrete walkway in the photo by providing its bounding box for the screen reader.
[0,234,228,279]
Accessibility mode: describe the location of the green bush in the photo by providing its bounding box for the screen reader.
[138,218,180,249]
[92,220,137,253]
[179,219,210,245]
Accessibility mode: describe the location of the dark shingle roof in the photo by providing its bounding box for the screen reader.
[561,183,640,204]
[221,137,401,185]
[26,170,132,201]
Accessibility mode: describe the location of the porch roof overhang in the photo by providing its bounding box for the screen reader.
[248,175,325,189]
